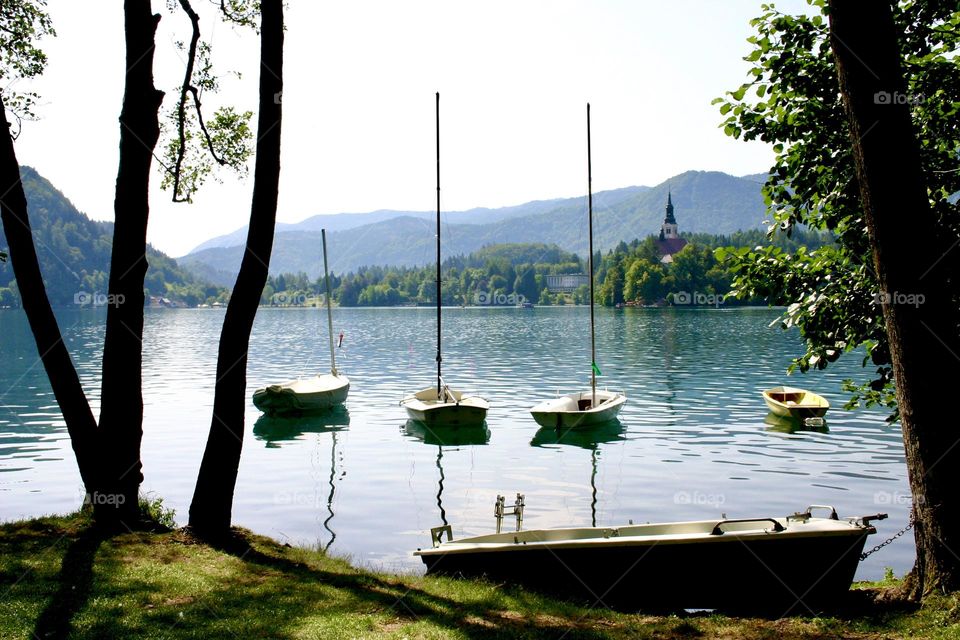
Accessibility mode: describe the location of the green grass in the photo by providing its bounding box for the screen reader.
[1,510,959,639]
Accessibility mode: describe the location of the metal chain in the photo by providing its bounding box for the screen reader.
[860,513,915,561]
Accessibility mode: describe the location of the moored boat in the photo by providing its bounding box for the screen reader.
[529,104,625,428]
[401,385,489,427]
[253,373,349,415]
[253,229,350,416]
[762,385,830,418]
[415,503,885,612]
[400,93,489,426]
[530,389,626,429]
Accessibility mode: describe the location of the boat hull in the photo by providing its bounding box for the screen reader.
[402,386,489,427]
[763,386,830,418]
[530,390,626,429]
[253,374,350,416]
[416,515,875,612]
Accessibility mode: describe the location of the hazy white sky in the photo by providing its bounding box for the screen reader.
[13,0,808,257]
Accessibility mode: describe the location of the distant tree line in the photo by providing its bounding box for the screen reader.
[258,228,831,308]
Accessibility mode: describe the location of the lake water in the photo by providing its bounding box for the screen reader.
[0,306,913,580]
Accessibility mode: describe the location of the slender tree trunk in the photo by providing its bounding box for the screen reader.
[0,101,99,492]
[96,0,164,524]
[189,0,283,537]
[830,0,960,597]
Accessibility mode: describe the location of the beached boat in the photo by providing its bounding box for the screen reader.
[762,386,830,418]
[529,104,625,428]
[400,93,489,427]
[253,229,350,416]
[415,503,885,611]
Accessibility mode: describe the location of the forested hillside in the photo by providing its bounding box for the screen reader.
[0,167,223,307]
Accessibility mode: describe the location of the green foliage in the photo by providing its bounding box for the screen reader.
[216,0,262,30]
[0,0,54,128]
[160,0,255,202]
[161,105,254,202]
[138,493,177,529]
[715,0,960,421]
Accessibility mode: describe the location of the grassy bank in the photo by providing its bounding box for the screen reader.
[1,510,958,639]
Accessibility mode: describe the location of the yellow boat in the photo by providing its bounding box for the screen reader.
[762,386,830,418]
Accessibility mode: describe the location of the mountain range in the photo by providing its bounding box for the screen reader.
[179,170,769,284]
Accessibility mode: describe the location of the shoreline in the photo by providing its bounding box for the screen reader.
[1,508,955,639]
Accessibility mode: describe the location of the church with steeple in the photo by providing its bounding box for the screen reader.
[655,191,688,264]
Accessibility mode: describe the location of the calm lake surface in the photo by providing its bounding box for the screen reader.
[0,306,913,580]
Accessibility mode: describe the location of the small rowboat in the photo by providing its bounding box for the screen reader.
[415,502,885,612]
[762,385,830,418]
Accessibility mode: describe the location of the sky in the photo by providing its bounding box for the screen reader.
[12,0,810,257]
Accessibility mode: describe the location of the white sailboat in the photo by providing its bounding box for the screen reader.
[253,229,350,415]
[401,93,489,427]
[530,104,626,429]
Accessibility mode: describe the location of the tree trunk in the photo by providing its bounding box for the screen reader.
[0,102,99,492]
[95,0,165,524]
[830,0,960,597]
[189,0,283,537]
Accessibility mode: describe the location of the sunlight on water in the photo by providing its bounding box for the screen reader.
[0,306,912,579]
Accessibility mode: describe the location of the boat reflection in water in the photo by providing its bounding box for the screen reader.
[530,419,627,527]
[252,407,350,447]
[763,412,829,435]
[253,409,349,552]
[403,419,490,526]
[402,419,490,448]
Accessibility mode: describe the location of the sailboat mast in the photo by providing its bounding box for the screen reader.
[321,229,338,376]
[435,92,443,399]
[587,103,596,407]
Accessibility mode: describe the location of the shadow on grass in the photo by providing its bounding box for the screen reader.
[202,529,615,639]
[32,527,107,639]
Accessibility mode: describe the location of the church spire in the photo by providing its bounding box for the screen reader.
[660,190,679,240]
[664,190,676,225]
